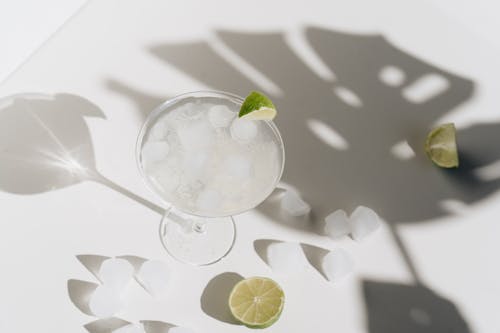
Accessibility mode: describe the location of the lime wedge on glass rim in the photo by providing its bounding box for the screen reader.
[229,276,285,328]
[239,91,277,120]
[425,123,459,168]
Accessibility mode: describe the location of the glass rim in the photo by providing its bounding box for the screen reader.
[136,90,285,217]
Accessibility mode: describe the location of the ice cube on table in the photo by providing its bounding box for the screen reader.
[321,249,354,282]
[98,258,134,292]
[177,121,214,149]
[208,104,235,128]
[112,323,146,333]
[169,327,196,333]
[225,155,253,179]
[280,190,311,217]
[141,141,170,163]
[136,260,171,298]
[350,206,380,241]
[196,188,222,211]
[266,242,307,274]
[230,118,258,141]
[324,209,350,239]
[89,285,124,318]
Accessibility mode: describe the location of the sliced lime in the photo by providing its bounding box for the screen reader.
[425,123,459,168]
[229,276,285,328]
[239,91,277,120]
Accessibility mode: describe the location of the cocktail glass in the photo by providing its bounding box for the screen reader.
[137,91,285,265]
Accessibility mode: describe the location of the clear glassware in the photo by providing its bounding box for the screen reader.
[136,91,285,265]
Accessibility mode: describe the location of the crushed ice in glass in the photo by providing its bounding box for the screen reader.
[230,117,258,141]
[208,104,235,128]
[225,154,253,179]
[196,189,222,211]
[141,141,170,163]
[140,99,282,216]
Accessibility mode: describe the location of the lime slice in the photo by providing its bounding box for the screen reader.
[425,123,459,168]
[239,91,277,120]
[229,277,285,328]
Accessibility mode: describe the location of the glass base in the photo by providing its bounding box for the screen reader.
[159,208,236,266]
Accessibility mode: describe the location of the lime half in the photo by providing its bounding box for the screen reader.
[425,123,459,168]
[229,277,285,328]
[239,91,277,120]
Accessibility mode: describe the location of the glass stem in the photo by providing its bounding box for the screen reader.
[192,222,207,233]
[168,210,206,234]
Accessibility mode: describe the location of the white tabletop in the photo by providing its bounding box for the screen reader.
[1,0,500,332]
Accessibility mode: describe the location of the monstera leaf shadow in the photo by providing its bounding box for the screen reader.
[135,27,500,228]
[363,280,471,333]
[104,26,500,331]
[0,93,164,214]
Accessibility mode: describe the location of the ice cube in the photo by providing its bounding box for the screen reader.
[280,190,311,217]
[142,141,170,163]
[266,242,307,274]
[230,118,258,141]
[182,151,209,179]
[176,180,203,200]
[151,170,181,194]
[225,155,253,179]
[196,188,222,211]
[112,323,146,333]
[98,258,134,292]
[177,102,201,120]
[149,121,169,140]
[136,260,171,298]
[88,285,124,318]
[324,210,350,239]
[321,249,354,282]
[169,327,196,333]
[177,121,214,149]
[350,206,380,241]
[208,104,235,128]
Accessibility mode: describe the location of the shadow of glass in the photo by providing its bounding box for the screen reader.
[84,318,131,333]
[0,93,165,215]
[67,279,99,316]
[0,93,102,194]
[363,280,471,333]
[200,272,244,325]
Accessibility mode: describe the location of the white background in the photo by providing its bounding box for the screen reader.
[1,0,500,332]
